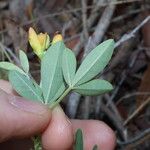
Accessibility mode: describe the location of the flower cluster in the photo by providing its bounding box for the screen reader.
[28,27,63,59]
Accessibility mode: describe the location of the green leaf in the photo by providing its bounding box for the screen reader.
[74,79,113,96]
[9,70,43,102]
[75,129,83,150]
[62,48,76,86]
[41,41,65,104]
[0,62,25,75]
[49,83,66,103]
[19,50,29,73]
[72,39,115,86]
[33,81,43,98]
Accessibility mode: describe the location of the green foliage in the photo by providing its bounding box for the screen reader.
[41,41,65,103]
[72,39,114,86]
[0,61,25,75]
[62,48,76,86]
[19,50,29,73]
[74,129,98,150]
[75,129,84,150]
[74,79,113,96]
[9,70,43,102]
[50,83,66,103]
[1,38,115,150]
[1,39,115,105]
[3,39,115,105]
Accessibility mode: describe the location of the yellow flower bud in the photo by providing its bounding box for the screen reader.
[28,27,50,59]
[45,34,50,49]
[52,34,63,44]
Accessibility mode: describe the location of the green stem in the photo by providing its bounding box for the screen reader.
[50,87,71,109]
[32,136,42,150]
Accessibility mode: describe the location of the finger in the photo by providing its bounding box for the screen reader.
[42,106,73,150]
[0,80,14,94]
[71,120,116,150]
[0,90,51,142]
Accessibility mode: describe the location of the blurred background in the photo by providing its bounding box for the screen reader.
[0,0,150,149]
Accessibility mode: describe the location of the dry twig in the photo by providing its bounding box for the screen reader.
[118,128,150,147]
[115,16,150,48]
[66,1,116,118]
[124,97,150,126]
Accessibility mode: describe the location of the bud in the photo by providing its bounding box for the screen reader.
[28,27,50,59]
[52,34,63,44]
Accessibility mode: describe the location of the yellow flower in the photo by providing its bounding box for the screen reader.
[52,34,63,44]
[28,27,50,58]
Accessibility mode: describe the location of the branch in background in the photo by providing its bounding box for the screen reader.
[115,16,150,48]
[116,92,150,105]
[99,101,127,139]
[84,3,116,55]
[0,0,141,36]
[0,42,20,65]
[66,92,80,118]
[66,1,116,118]
[123,97,150,126]
[117,128,150,147]
[81,0,89,42]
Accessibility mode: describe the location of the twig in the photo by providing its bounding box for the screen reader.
[85,3,116,52]
[81,0,89,41]
[62,17,79,37]
[116,92,150,105]
[105,93,127,140]
[0,0,141,35]
[109,47,143,103]
[0,43,13,63]
[0,42,20,64]
[66,92,80,118]
[123,97,150,126]
[99,101,127,139]
[66,1,116,118]
[112,7,150,23]
[117,128,150,146]
[74,0,115,55]
[115,16,150,48]
[81,96,91,119]
[20,0,142,26]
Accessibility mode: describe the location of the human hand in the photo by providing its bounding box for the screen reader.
[0,80,116,150]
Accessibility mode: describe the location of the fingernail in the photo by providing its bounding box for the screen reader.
[8,96,47,115]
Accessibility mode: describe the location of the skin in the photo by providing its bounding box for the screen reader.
[0,80,116,150]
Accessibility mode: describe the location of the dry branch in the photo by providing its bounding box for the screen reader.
[66,0,116,118]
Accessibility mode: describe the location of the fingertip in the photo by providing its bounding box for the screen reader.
[71,120,116,150]
[0,91,51,141]
[42,106,73,150]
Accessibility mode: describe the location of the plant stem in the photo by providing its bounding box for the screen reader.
[32,136,42,150]
[50,87,71,109]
